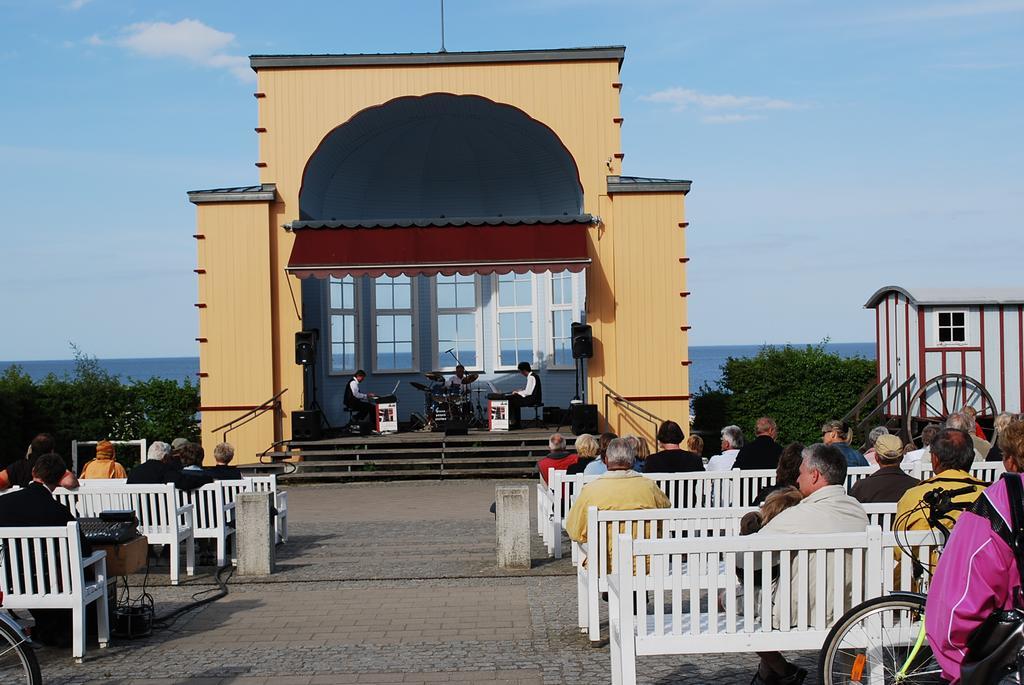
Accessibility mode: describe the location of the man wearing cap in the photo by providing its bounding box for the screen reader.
[850,435,920,504]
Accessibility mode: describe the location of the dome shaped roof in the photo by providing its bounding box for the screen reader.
[299,94,583,221]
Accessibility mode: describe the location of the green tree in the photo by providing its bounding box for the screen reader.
[697,343,876,445]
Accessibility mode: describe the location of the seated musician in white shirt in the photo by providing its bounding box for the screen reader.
[343,369,375,430]
[508,361,542,427]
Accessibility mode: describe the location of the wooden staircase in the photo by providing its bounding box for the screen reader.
[271,429,570,483]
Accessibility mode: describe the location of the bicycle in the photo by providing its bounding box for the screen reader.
[0,600,42,684]
[819,483,984,684]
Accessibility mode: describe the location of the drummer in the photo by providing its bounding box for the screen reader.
[445,365,469,393]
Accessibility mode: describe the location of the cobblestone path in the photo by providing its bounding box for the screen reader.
[32,480,818,684]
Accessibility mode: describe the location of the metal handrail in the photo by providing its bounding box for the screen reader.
[598,381,665,436]
[212,389,288,442]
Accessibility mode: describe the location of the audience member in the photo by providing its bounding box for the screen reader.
[565,434,599,475]
[537,433,578,483]
[582,432,620,476]
[901,424,940,470]
[632,435,650,472]
[706,425,744,471]
[850,434,919,503]
[895,428,986,532]
[733,417,783,470]
[926,421,1024,682]
[79,439,127,479]
[862,426,890,467]
[740,486,803,535]
[205,442,244,480]
[751,443,868,685]
[0,433,78,490]
[962,405,989,440]
[685,434,704,458]
[0,453,90,646]
[128,443,212,490]
[147,441,172,463]
[565,439,671,569]
[986,411,1017,463]
[820,419,869,467]
[171,438,190,450]
[644,421,704,473]
[752,442,804,505]
[946,413,987,460]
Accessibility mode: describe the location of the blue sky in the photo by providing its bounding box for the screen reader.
[1,0,1021,360]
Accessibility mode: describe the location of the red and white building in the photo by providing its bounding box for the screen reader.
[865,286,1024,417]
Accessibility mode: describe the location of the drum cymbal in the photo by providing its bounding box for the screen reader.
[410,381,430,391]
[462,373,480,384]
[425,372,445,382]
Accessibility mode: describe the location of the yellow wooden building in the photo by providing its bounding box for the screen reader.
[187,46,691,462]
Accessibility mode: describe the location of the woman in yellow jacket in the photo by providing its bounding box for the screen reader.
[80,440,127,479]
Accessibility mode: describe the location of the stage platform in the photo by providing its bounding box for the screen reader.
[272,428,576,483]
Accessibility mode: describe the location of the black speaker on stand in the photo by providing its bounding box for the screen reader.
[293,329,329,439]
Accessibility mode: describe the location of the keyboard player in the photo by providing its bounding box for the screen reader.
[508,361,542,428]
[344,369,376,433]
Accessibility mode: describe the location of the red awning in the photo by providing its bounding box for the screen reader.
[285,220,591,278]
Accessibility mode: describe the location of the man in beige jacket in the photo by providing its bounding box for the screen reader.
[752,442,868,685]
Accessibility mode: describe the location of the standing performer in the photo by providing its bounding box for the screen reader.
[343,369,375,432]
[508,361,542,428]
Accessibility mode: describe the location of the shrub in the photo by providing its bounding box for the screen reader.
[697,343,877,445]
[0,349,199,467]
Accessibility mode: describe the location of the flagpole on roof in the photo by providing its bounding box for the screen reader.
[440,0,447,53]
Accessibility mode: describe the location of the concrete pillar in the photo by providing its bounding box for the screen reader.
[495,484,531,570]
[237,492,275,576]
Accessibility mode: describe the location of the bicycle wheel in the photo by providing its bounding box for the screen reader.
[0,617,41,685]
[819,594,943,685]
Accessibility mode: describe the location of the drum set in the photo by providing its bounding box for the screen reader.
[409,372,486,430]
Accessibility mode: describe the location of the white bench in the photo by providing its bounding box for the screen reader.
[244,475,288,543]
[54,484,195,585]
[608,527,884,685]
[0,522,110,661]
[574,503,898,642]
[175,482,243,567]
[606,524,947,684]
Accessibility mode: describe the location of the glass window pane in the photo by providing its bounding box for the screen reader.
[394,283,411,309]
[939,312,950,326]
[515,279,532,306]
[500,345,517,367]
[376,342,393,369]
[516,311,532,334]
[395,343,413,368]
[456,282,474,308]
[939,328,951,343]
[499,312,515,339]
[394,315,412,342]
[460,348,477,367]
[437,283,456,309]
[376,281,393,309]
[952,312,965,326]
[498,279,515,307]
[377,316,394,342]
[438,314,457,342]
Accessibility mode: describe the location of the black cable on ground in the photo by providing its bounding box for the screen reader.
[151,564,233,629]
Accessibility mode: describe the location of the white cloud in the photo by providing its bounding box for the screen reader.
[702,113,762,124]
[642,87,800,124]
[876,0,1024,21]
[114,18,254,82]
[642,87,798,112]
[66,0,92,10]
[85,34,104,46]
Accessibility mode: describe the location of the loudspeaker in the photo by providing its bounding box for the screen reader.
[571,322,593,359]
[570,403,599,436]
[295,330,318,366]
[291,410,322,441]
[444,421,470,437]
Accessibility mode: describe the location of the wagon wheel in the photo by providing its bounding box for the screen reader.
[902,373,998,447]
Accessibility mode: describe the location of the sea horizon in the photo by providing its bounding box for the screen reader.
[1,342,875,392]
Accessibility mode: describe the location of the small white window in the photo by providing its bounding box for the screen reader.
[494,273,535,369]
[936,310,967,345]
[373,275,417,372]
[328,276,359,373]
[436,275,481,369]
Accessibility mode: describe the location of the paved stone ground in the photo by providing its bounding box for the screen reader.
[29,480,819,684]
